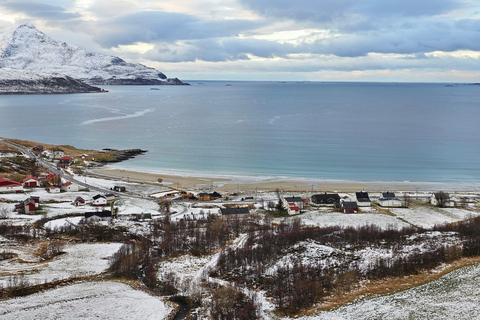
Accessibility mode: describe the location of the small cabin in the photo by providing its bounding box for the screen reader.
[341,201,359,214]
[92,194,107,206]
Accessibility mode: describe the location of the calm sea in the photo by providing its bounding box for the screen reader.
[0,81,479,183]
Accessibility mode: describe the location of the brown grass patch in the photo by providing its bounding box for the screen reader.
[302,256,480,316]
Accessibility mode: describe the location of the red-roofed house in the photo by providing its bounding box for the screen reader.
[58,157,72,169]
[0,178,23,193]
[48,186,60,193]
[61,181,79,192]
[23,176,40,188]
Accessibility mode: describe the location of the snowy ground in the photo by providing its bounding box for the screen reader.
[298,263,480,320]
[0,281,174,320]
[0,243,122,287]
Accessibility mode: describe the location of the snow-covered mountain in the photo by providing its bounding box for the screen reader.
[0,23,187,85]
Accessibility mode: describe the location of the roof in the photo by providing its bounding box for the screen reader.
[92,194,106,200]
[210,191,222,198]
[342,201,358,210]
[23,176,39,182]
[382,192,396,199]
[311,193,340,204]
[0,178,22,187]
[355,192,370,201]
[46,173,57,179]
[85,210,112,219]
[284,196,303,203]
[220,207,250,215]
[63,182,72,186]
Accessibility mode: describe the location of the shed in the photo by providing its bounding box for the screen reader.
[341,201,359,214]
[23,176,40,188]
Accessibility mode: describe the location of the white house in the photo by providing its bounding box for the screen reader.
[61,181,79,192]
[378,192,403,207]
[48,186,61,193]
[23,176,40,188]
[0,178,23,193]
[355,192,371,207]
[92,194,107,206]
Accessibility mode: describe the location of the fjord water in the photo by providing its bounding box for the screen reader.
[0,81,479,183]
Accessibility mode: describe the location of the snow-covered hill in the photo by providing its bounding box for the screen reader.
[0,23,187,85]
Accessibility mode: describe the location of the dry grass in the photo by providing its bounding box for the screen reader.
[302,257,480,316]
[2,137,117,161]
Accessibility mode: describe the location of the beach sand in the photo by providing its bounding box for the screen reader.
[90,167,430,193]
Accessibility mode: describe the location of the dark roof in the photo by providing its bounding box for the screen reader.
[311,193,340,204]
[382,192,396,199]
[85,210,112,219]
[355,192,370,201]
[210,191,222,198]
[220,207,250,215]
[342,201,358,210]
[92,194,106,200]
[198,193,209,197]
[284,196,303,203]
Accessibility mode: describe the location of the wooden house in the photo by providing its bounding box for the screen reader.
[0,178,23,193]
[355,192,371,207]
[15,197,37,214]
[48,186,61,193]
[52,148,65,160]
[311,193,340,206]
[92,194,107,206]
[197,193,212,201]
[113,186,126,192]
[341,201,359,214]
[378,192,403,207]
[72,196,86,206]
[23,176,40,188]
[57,157,72,169]
[32,145,43,152]
[61,181,79,192]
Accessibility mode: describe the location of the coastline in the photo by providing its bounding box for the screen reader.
[89,166,479,193]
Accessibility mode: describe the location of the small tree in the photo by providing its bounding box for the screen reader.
[434,191,449,208]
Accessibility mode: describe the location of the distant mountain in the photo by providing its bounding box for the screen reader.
[0,68,105,94]
[0,23,187,85]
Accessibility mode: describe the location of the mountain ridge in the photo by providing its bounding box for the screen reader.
[0,23,187,86]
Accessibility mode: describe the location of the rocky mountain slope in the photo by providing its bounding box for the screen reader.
[0,68,104,94]
[0,23,187,86]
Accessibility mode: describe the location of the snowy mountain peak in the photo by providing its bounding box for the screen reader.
[0,23,187,85]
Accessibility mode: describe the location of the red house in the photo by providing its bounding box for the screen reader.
[23,176,40,187]
[57,157,72,169]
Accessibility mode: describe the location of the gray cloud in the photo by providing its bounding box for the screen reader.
[0,1,81,20]
[93,11,265,47]
[239,0,464,23]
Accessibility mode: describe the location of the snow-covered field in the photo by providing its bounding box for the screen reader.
[0,243,122,287]
[0,281,174,320]
[300,263,480,320]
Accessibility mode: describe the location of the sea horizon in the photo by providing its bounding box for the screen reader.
[1,81,479,186]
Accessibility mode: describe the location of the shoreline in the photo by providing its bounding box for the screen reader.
[89,166,480,193]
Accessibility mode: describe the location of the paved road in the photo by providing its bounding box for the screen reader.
[1,139,151,200]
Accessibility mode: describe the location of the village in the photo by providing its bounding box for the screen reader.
[1,138,480,319]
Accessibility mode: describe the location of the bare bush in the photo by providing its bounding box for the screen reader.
[36,241,64,260]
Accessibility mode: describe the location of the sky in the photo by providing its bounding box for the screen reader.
[0,0,480,82]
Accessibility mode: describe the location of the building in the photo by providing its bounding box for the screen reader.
[61,181,79,192]
[341,201,359,214]
[72,196,86,206]
[32,145,43,152]
[48,186,61,193]
[15,197,38,214]
[311,193,340,206]
[113,186,126,192]
[220,207,250,215]
[85,210,112,220]
[57,157,72,169]
[431,192,455,207]
[22,176,40,188]
[0,178,23,193]
[355,192,371,207]
[378,192,403,207]
[52,148,65,160]
[92,194,107,206]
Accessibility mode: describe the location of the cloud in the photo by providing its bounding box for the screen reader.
[93,11,265,47]
[239,0,464,23]
[0,1,81,20]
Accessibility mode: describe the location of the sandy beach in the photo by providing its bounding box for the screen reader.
[89,167,452,193]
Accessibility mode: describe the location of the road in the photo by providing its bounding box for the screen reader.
[1,139,152,200]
